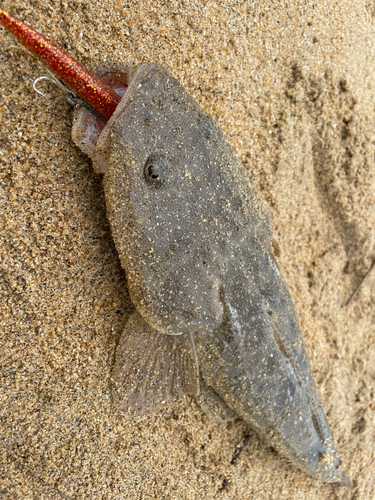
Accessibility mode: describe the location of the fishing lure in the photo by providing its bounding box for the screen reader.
[0,9,351,486]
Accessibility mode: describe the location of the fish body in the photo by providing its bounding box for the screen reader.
[72,63,350,485]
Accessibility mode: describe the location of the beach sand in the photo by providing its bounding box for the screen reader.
[1,1,374,498]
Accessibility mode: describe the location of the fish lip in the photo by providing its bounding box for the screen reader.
[71,63,132,173]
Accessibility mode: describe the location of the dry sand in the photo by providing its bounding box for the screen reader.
[1,0,374,498]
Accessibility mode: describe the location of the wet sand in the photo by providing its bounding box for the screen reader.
[1,1,374,498]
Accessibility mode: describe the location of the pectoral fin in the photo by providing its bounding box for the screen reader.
[111,311,199,415]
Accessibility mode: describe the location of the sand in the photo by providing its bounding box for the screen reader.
[0,0,374,498]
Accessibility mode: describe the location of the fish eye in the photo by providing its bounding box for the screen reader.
[144,154,170,188]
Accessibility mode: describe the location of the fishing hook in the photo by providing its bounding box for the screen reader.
[33,70,106,123]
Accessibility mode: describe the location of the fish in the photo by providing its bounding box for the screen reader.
[72,62,351,486]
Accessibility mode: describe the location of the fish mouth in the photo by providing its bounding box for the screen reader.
[71,63,131,173]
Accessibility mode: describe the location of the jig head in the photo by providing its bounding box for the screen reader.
[0,8,120,122]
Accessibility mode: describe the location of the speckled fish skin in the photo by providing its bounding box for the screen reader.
[72,63,350,485]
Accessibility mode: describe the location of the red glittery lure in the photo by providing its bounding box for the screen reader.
[0,8,120,122]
